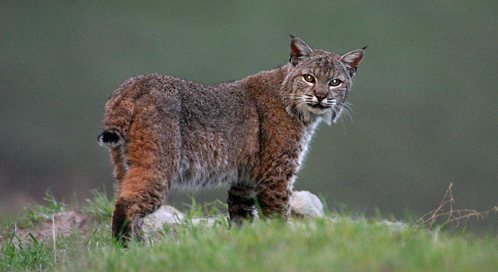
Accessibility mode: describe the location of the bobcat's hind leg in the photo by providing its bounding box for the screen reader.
[227,182,257,226]
[112,110,180,245]
[112,167,169,244]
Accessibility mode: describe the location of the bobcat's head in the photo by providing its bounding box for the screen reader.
[283,36,365,125]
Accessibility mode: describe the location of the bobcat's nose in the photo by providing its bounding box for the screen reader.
[315,92,327,102]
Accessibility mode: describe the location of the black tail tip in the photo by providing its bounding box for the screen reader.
[98,130,123,147]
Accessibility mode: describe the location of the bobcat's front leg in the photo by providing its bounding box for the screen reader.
[256,178,292,219]
[254,130,300,219]
[227,182,257,226]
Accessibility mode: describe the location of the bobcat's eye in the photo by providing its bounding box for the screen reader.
[329,79,342,87]
[303,74,315,83]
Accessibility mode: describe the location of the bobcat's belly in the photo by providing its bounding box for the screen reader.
[173,149,246,190]
[173,165,240,191]
[171,133,253,191]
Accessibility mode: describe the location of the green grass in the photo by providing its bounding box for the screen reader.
[2,193,498,272]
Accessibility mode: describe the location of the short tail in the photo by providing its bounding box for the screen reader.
[98,75,147,148]
[98,129,124,148]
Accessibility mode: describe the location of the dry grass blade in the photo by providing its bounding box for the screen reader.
[418,183,498,229]
[52,213,56,263]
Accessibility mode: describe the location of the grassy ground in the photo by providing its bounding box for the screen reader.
[1,192,498,272]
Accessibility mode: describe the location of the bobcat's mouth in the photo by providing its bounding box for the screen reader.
[306,101,334,113]
[309,103,329,110]
[306,99,344,123]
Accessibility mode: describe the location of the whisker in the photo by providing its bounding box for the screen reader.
[343,102,354,114]
[341,107,353,124]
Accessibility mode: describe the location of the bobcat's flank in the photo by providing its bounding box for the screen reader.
[98,37,365,244]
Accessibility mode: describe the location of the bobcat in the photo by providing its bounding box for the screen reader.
[98,36,365,244]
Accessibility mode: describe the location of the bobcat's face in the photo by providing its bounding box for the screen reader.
[284,37,365,125]
[287,52,352,123]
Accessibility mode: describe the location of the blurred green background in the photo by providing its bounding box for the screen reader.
[1,1,497,231]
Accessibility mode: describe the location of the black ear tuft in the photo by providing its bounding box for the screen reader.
[98,130,123,147]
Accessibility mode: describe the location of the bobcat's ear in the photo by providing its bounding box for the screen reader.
[289,36,313,66]
[340,47,366,77]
